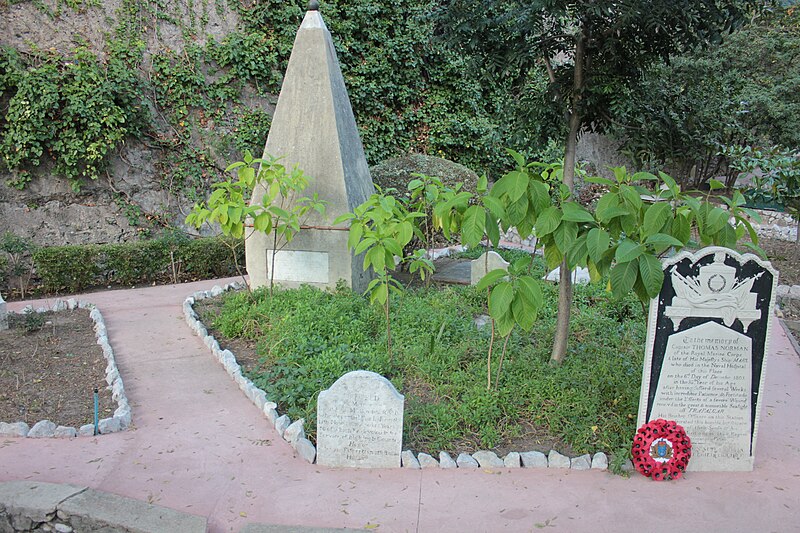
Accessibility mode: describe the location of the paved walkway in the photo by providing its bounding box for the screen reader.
[2,278,800,532]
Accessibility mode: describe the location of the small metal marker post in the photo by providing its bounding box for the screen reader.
[93,387,99,436]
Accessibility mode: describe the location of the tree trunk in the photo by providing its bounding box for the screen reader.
[550,33,585,366]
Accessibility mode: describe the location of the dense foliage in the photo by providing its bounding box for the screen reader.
[609,7,800,187]
[205,270,646,456]
[0,0,541,199]
[0,43,148,191]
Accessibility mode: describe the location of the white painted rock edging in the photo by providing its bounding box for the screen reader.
[186,283,616,471]
[0,300,130,438]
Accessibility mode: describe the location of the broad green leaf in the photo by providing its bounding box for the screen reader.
[253,212,272,232]
[407,178,423,190]
[535,206,561,236]
[396,221,414,247]
[482,195,506,220]
[672,214,691,245]
[638,253,665,299]
[561,201,595,223]
[528,179,551,213]
[506,148,526,168]
[485,211,501,248]
[706,207,728,235]
[567,234,588,268]
[586,228,611,263]
[366,246,386,273]
[553,221,577,255]
[476,268,508,291]
[645,233,684,249]
[708,179,725,190]
[354,236,377,255]
[496,170,530,201]
[461,205,486,247]
[543,243,563,270]
[632,171,659,182]
[333,212,355,225]
[506,195,529,226]
[620,184,643,211]
[585,176,615,186]
[382,237,403,257]
[610,259,639,299]
[595,193,627,222]
[517,276,543,309]
[489,282,514,319]
[615,239,643,263]
[495,311,515,337]
[642,202,671,236]
[512,293,536,331]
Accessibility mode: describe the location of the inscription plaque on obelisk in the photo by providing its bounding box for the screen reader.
[637,247,777,471]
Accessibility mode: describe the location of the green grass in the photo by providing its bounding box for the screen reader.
[206,268,646,458]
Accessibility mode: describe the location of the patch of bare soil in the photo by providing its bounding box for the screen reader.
[0,310,115,428]
[758,236,800,288]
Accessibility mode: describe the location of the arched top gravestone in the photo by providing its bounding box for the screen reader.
[245,4,374,293]
[316,371,404,468]
[637,246,778,471]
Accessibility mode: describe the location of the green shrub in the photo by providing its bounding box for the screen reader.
[33,245,103,294]
[29,236,243,295]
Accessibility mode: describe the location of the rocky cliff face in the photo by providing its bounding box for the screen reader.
[0,0,246,245]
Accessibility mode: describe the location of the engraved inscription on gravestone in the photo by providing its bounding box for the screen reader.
[316,370,404,468]
[637,247,777,471]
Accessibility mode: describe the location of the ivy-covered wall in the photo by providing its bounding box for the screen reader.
[0,0,542,246]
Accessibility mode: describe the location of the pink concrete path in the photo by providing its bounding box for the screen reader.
[2,279,800,533]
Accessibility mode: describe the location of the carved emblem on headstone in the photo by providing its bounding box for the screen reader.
[637,246,778,471]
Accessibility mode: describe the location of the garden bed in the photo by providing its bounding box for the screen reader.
[194,255,647,460]
[0,310,114,430]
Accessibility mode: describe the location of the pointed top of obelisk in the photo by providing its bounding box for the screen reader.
[307,0,320,11]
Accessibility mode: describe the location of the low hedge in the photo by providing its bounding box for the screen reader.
[30,236,244,295]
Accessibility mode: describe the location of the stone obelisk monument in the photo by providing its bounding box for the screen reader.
[245,1,374,292]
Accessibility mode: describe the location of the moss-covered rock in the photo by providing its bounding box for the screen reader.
[369,154,480,197]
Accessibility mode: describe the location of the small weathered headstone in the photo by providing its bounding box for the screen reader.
[0,293,7,331]
[637,247,778,471]
[316,370,404,468]
[470,251,510,285]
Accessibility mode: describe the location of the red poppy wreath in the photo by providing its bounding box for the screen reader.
[631,419,692,481]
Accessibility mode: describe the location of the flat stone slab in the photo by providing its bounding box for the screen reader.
[548,450,570,469]
[472,450,504,468]
[59,487,207,532]
[0,481,86,523]
[520,451,548,468]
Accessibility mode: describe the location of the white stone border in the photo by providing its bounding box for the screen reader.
[185,283,616,471]
[0,300,130,438]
